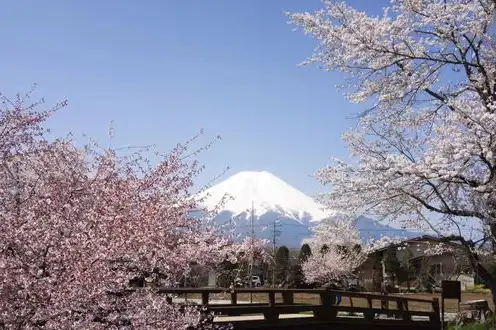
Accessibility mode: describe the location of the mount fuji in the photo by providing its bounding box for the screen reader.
[197,171,420,248]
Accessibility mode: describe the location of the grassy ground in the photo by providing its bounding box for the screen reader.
[392,292,494,312]
[448,324,493,330]
[179,291,493,313]
[447,315,496,330]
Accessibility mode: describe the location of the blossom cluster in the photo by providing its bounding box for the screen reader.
[301,215,406,284]
[0,92,255,329]
[288,0,496,267]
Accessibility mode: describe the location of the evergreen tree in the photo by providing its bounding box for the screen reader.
[299,243,312,262]
[396,248,416,290]
[384,247,401,284]
[216,260,239,288]
[290,244,313,288]
[371,253,383,292]
[274,246,290,285]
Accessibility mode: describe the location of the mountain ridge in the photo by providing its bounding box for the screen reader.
[197,171,421,248]
[196,171,335,223]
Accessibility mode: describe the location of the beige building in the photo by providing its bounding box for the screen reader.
[359,235,474,292]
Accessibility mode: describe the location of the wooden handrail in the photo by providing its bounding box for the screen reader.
[159,287,441,326]
[157,287,435,304]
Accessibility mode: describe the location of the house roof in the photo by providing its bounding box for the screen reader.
[372,235,461,254]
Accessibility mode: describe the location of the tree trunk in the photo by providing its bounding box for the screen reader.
[489,282,496,310]
[475,262,496,310]
[488,199,496,307]
[451,234,496,310]
[490,223,496,255]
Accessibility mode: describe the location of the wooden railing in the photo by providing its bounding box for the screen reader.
[158,287,441,329]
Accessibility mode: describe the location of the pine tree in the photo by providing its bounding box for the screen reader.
[384,247,401,285]
[299,244,312,262]
[289,244,313,288]
[396,248,416,291]
[274,246,290,285]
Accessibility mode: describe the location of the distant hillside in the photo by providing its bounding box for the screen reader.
[197,171,421,248]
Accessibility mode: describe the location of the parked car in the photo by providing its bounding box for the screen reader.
[234,276,262,287]
[234,277,244,287]
[251,276,262,287]
[344,278,363,292]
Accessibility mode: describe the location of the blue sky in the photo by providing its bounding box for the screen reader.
[0,0,390,196]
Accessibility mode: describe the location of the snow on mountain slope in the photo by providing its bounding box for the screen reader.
[196,171,421,247]
[197,171,334,223]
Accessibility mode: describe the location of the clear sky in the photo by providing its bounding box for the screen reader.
[0,0,390,196]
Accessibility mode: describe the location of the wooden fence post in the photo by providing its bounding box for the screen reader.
[399,298,410,321]
[268,292,276,307]
[316,290,337,320]
[230,291,237,305]
[201,291,209,306]
[432,298,441,325]
[364,296,374,321]
[264,292,279,321]
[282,291,294,305]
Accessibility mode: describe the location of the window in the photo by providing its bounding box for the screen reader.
[431,263,443,276]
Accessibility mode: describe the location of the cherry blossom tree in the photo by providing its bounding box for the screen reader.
[288,0,496,302]
[0,90,246,329]
[302,217,365,285]
[302,216,404,285]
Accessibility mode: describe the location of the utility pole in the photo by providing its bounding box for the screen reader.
[249,201,255,303]
[271,218,282,287]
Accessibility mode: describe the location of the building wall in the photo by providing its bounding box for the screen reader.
[358,255,382,292]
[359,238,473,291]
[453,274,475,290]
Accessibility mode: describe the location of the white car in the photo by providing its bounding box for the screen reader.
[234,276,262,287]
[251,276,262,287]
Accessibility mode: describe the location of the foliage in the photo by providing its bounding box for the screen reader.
[301,215,404,285]
[420,271,435,293]
[395,248,416,287]
[288,244,313,288]
[299,244,312,263]
[287,264,303,288]
[448,323,492,330]
[0,90,258,329]
[369,252,384,292]
[215,260,239,288]
[288,0,496,300]
[472,284,491,294]
[274,246,290,285]
[384,247,401,282]
[302,217,364,284]
[215,238,270,288]
[448,315,496,330]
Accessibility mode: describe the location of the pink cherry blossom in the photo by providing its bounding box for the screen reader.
[301,215,406,284]
[288,0,496,301]
[0,91,252,329]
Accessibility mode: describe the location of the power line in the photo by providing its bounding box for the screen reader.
[271,217,283,287]
[235,223,414,232]
[249,201,255,303]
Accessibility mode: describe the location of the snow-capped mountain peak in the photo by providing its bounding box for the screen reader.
[196,170,420,248]
[197,171,333,223]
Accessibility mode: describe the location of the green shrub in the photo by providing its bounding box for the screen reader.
[448,323,490,330]
[447,315,496,330]
[471,284,491,294]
